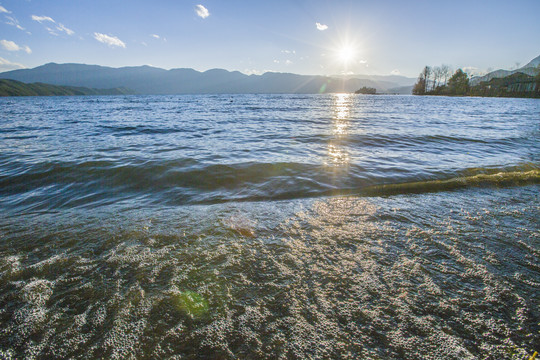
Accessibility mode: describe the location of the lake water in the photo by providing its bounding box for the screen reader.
[0,94,538,359]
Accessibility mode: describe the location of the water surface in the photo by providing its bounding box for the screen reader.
[0,94,538,359]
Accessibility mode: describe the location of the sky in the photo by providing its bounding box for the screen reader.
[0,0,539,78]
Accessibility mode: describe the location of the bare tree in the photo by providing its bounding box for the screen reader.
[433,66,444,91]
[422,66,432,93]
[440,64,451,86]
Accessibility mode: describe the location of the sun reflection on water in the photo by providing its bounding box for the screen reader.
[327,144,350,164]
[327,93,353,165]
[333,93,351,134]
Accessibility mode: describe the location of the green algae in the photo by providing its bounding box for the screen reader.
[172,291,209,317]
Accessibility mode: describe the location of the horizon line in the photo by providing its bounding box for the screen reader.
[0,61,417,79]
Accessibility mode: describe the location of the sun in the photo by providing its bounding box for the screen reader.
[326,35,365,72]
[337,45,356,64]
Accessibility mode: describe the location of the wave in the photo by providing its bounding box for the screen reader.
[360,166,540,197]
[1,158,538,210]
[98,124,188,135]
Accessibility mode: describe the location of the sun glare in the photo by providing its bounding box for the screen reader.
[337,46,356,64]
[326,33,365,72]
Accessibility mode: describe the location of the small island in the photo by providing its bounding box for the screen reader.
[354,86,376,94]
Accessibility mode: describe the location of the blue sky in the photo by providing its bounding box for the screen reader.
[1,0,539,77]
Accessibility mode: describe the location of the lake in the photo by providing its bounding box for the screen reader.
[0,94,538,359]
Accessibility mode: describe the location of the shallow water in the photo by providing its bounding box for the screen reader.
[0,94,539,359]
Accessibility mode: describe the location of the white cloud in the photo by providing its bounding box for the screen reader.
[5,15,25,31]
[1,39,18,51]
[243,69,262,75]
[195,4,210,19]
[0,39,19,51]
[0,5,10,13]
[243,69,274,75]
[0,39,31,53]
[391,69,400,75]
[0,56,26,71]
[31,15,54,23]
[93,32,126,48]
[462,66,481,75]
[31,15,74,35]
[316,22,328,31]
[56,23,74,36]
[150,34,167,43]
[45,27,58,36]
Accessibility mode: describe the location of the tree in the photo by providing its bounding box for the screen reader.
[421,66,432,93]
[354,86,376,94]
[412,72,426,95]
[447,69,469,95]
[534,64,540,94]
[432,66,444,91]
[440,64,451,86]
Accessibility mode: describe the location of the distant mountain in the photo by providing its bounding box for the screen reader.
[0,79,134,97]
[0,63,416,94]
[522,54,540,69]
[333,74,416,88]
[387,85,414,95]
[470,54,540,85]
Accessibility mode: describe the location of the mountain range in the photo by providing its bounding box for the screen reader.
[0,63,415,95]
[470,54,540,85]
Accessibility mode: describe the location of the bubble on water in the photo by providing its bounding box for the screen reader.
[90,304,108,327]
[0,255,22,279]
[1,189,538,358]
[21,279,54,306]
[101,284,154,360]
[0,348,16,360]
